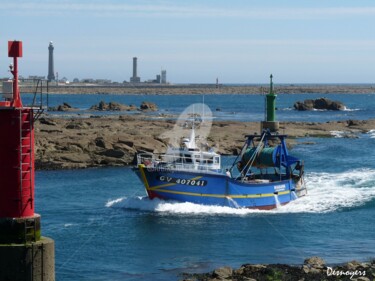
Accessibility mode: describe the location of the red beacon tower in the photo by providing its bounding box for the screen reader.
[0,41,36,219]
[0,40,55,281]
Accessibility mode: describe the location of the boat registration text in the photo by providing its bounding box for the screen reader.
[157,176,207,186]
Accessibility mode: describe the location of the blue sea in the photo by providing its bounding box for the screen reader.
[32,92,375,280]
[24,92,375,122]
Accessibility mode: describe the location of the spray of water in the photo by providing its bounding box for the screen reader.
[273,194,281,209]
[225,196,240,209]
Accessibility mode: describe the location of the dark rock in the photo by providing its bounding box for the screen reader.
[347,119,361,126]
[113,143,135,153]
[90,101,131,111]
[140,101,158,111]
[294,98,346,111]
[117,138,134,147]
[107,102,128,111]
[231,147,240,155]
[94,137,107,148]
[101,149,125,158]
[48,102,78,111]
[38,118,57,126]
[62,102,72,109]
[313,97,332,110]
[294,99,314,111]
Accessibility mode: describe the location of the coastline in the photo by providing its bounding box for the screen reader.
[17,84,375,95]
[180,257,375,281]
[35,115,375,170]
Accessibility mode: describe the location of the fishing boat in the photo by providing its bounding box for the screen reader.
[133,76,307,209]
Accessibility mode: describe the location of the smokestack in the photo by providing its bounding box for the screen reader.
[133,57,137,78]
[130,57,140,83]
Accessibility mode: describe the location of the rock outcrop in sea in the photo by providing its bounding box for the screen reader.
[294,97,346,111]
[89,101,138,111]
[48,102,78,111]
[180,257,375,281]
[139,101,158,111]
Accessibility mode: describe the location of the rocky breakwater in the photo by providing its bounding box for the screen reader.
[34,115,375,170]
[294,97,346,111]
[34,116,169,170]
[181,257,375,281]
[34,116,253,170]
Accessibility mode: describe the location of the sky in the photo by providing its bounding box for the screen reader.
[1,0,375,84]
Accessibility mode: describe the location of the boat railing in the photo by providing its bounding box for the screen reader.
[136,152,222,173]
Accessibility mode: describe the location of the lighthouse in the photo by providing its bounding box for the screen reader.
[47,41,55,82]
[0,40,55,281]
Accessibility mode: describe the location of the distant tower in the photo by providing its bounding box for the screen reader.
[161,70,167,84]
[130,57,140,83]
[47,41,55,81]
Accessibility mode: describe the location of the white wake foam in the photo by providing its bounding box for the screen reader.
[106,197,126,207]
[343,108,360,112]
[330,131,345,138]
[106,169,375,215]
[368,129,375,138]
[330,130,359,138]
[278,169,375,213]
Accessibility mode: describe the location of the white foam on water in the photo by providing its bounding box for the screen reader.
[330,131,345,138]
[107,196,258,215]
[278,168,375,213]
[368,129,375,138]
[107,169,375,215]
[343,108,360,112]
[106,197,126,207]
[311,107,358,112]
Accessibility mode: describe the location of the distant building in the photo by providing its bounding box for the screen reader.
[161,70,167,84]
[130,57,141,83]
[95,79,112,84]
[60,77,69,83]
[73,78,80,83]
[28,75,46,80]
[81,78,95,83]
[47,42,55,81]
[145,74,162,84]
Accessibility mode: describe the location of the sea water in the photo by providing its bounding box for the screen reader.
[23,92,375,122]
[33,93,375,280]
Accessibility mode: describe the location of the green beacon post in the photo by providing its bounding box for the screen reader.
[266,74,277,122]
[261,74,279,132]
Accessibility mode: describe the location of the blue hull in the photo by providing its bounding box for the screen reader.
[136,165,303,209]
